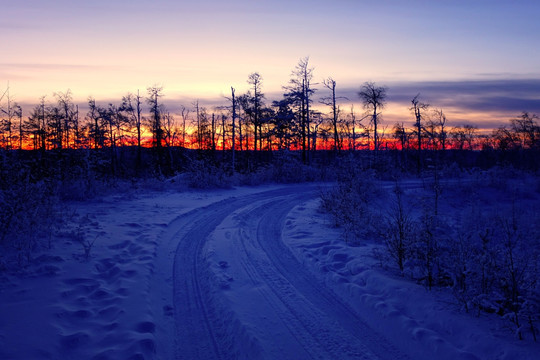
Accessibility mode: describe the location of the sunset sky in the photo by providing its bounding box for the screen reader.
[2,0,540,128]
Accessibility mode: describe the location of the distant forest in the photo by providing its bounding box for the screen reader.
[1,57,539,181]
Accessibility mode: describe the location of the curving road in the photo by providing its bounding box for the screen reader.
[169,184,409,359]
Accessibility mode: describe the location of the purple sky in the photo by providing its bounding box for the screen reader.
[2,0,540,128]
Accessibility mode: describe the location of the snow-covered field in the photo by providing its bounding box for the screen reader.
[0,182,538,359]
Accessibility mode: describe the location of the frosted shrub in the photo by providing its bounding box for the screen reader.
[496,211,539,340]
[445,206,540,340]
[382,183,415,273]
[185,159,232,189]
[270,151,322,183]
[70,222,97,261]
[413,213,442,290]
[0,178,59,267]
[447,224,501,314]
[320,163,379,243]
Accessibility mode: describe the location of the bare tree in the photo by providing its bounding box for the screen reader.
[287,57,316,163]
[410,94,429,151]
[393,122,408,150]
[14,104,23,150]
[120,91,143,167]
[211,113,216,152]
[237,93,250,151]
[510,112,540,149]
[432,108,447,151]
[451,124,477,150]
[321,77,345,153]
[230,87,237,171]
[220,113,227,152]
[180,105,190,148]
[347,105,365,151]
[25,99,48,151]
[247,72,265,152]
[98,103,122,174]
[384,182,414,272]
[358,82,387,154]
[147,86,164,150]
[54,90,77,149]
[146,86,166,174]
[86,97,105,150]
[0,84,14,150]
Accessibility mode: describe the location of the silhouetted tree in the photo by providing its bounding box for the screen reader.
[322,77,341,153]
[0,85,14,150]
[120,91,143,167]
[54,90,77,149]
[347,105,363,151]
[247,72,265,152]
[451,125,477,151]
[25,99,48,151]
[510,112,539,149]
[180,105,190,148]
[86,97,105,150]
[230,87,237,171]
[384,182,414,272]
[271,98,296,150]
[147,86,164,150]
[287,57,316,163]
[410,94,429,151]
[358,82,387,154]
[432,108,448,151]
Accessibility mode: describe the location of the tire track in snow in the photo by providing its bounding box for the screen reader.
[232,192,408,360]
[171,186,315,359]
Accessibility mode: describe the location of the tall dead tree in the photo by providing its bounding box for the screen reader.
[350,105,357,151]
[288,57,316,163]
[55,90,76,149]
[432,108,447,151]
[247,72,264,152]
[322,77,345,153]
[15,104,22,150]
[411,94,429,172]
[87,97,102,149]
[147,86,164,150]
[221,114,227,152]
[120,91,143,168]
[358,82,387,154]
[147,86,165,173]
[0,84,13,150]
[411,94,429,151]
[195,100,200,149]
[231,87,237,171]
[38,97,47,152]
[180,105,190,148]
[211,113,216,152]
[25,99,47,151]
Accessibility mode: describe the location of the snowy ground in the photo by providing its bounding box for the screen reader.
[0,182,538,359]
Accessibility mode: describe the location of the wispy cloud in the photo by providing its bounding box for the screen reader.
[0,63,105,71]
[386,79,540,112]
[337,79,540,115]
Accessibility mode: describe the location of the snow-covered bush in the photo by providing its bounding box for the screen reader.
[443,200,540,340]
[381,183,415,273]
[320,162,380,243]
[410,212,453,289]
[185,159,232,189]
[0,176,60,268]
[320,163,539,340]
[269,151,322,183]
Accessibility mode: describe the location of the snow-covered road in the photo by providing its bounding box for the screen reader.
[166,185,407,359]
[2,183,537,359]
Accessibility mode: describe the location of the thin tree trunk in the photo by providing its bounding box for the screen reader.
[231,87,236,172]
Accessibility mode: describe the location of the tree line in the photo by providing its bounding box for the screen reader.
[1,57,540,176]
